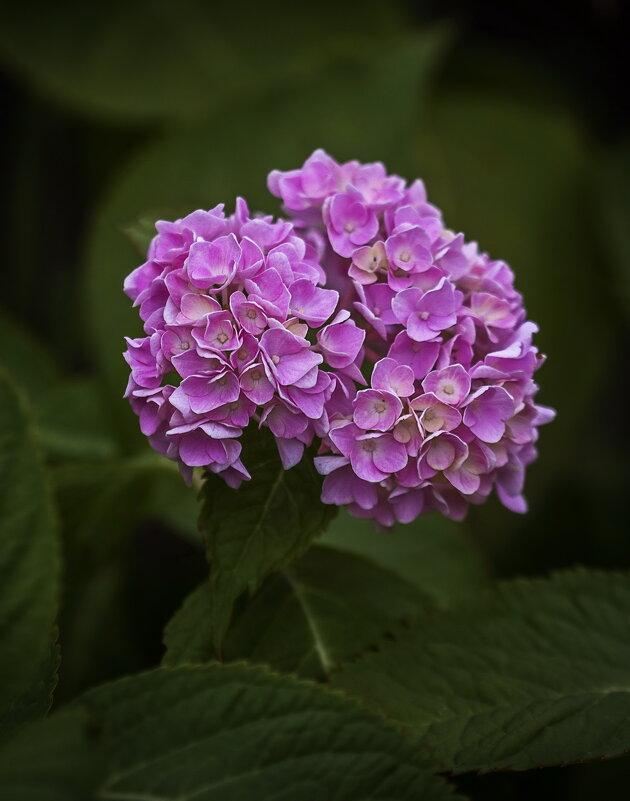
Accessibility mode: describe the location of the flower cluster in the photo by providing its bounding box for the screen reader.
[123,198,365,486]
[269,150,554,526]
[124,149,554,526]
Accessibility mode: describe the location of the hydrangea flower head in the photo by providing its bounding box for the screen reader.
[123,150,554,528]
[269,150,555,526]
[123,199,365,486]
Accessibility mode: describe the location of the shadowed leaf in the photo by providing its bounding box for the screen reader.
[163,544,434,678]
[334,570,630,772]
[199,430,336,651]
[0,371,60,736]
[79,663,464,800]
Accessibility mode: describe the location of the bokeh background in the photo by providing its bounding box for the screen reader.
[1,1,628,797]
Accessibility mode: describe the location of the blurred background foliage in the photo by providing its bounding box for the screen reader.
[0,1,628,797]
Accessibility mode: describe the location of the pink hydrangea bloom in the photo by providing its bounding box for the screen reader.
[123,151,554,529]
[123,198,364,485]
[269,150,555,526]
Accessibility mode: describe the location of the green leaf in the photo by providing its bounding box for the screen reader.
[0,2,405,123]
[0,308,117,461]
[78,663,463,800]
[321,510,488,607]
[52,455,199,699]
[36,379,117,460]
[0,709,102,801]
[84,28,448,405]
[0,371,60,736]
[333,569,630,772]
[200,430,336,651]
[163,544,434,678]
[53,453,197,553]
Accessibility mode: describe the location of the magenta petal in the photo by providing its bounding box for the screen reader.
[351,446,388,482]
[390,488,426,523]
[229,291,268,335]
[289,280,338,326]
[177,430,215,466]
[321,465,379,509]
[240,363,275,405]
[260,327,322,385]
[353,389,402,432]
[318,320,365,368]
[420,277,459,316]
[275,437,305,469]
[372,435,408,474]
[391,287,421,325]
[371,358,415,397]
[426,437,455,470]
[388,333,439,380]
[262,402,309,439]
[444,466,480,495]
[422,364,471,406]
[406,315,437,342]
[179,293,219,322]
[464,386,514,443]
[353,301,388,340]
[284,385,326,419]
[186,235,239,290]
[422,432,467,471]
[314,455,350,475]
[497,483,528,513]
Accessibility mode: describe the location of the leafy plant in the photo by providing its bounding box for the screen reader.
[0,3,628,799]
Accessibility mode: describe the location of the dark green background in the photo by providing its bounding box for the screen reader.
[1,1,628,797]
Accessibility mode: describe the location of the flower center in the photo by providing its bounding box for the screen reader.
[399,251,411,263]
[442,383,455,395]
[420,311,430,321]
[361,440,376,453]
[344,222,356,233]
[216,332,229,344]
[272,354,281,365]
[246,309,258,320]
[374,400,387,413]
[250,369,261,381]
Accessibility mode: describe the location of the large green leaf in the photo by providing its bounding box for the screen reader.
[0,2,405,122]
[0,309,117,461]
[0,371,60,735]
[333,569,630,772]
[53,454,197,554]
[36,379,117,460]
[52,455,200,699]
[322,510,488,607]
[77,663,463,800]
[163,544,434,678]
[200,430,336,651]
[0,709,102,801]
[84,27,448,407]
